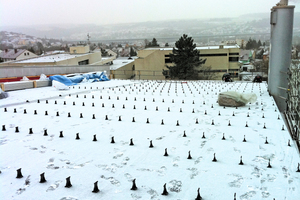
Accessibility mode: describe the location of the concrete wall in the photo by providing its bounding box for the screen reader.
[0,65,110,79]
[70,45,90,54]
[111,62,135,79]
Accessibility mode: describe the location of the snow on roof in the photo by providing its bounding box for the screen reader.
[0,49,26,59]
[0,80,299,200]
[15,53,89,63]
[110,57,135,70]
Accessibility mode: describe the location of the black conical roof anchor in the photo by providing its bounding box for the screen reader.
[195,188,202,200]
[130,179,138,190]
[65,176,72,188]
[129,138,134,146]
[16,168,23,178]
[239,156,244,165]
[149,140,154,148]
[202,132,206,139]
[68,112,71,117]
[288,139,291,147]
[267,159,272,168]
[2,125,6,131]
[161,119,164,125]
[132,117,135,122]
[164,148,168,156]
[29,128,33,134]
[119,116,122,121]
[296,163,300,172]
[265,137,268,144]
[111,136,115,143]
[161,183,168,195]
[176,120,180,126]
[92,181,100,193]
[187,151,192,159]
[76,133,80,140]
[40,172,47,183]
[222,133,225,140]
[59,131,64,138]
[105,115,108,120]
[93,134,97,141]
[146,118,149,124]
[183,131,187,137]
[212,153,217,162]
[44,129,48,136]
[243,135,246,142]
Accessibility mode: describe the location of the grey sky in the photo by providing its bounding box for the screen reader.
[1,0,299,27]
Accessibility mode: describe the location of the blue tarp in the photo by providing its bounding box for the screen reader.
[49,72,109,86]
[49,75,74,86]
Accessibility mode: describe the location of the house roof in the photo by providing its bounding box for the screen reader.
[0,49,27,59]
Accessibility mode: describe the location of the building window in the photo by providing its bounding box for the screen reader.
[229,53,239,55]
[200,53,227,57]
[229,57,239,62]
[78,59,89,65]
[165,58,172,63]
[24,53,26,56]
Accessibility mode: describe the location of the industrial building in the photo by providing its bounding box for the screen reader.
[134,45,240,80]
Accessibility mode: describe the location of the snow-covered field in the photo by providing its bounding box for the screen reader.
[0,80,299,200]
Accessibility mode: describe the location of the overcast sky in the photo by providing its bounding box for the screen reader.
[1,0,300,27]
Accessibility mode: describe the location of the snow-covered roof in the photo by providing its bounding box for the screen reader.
[110,57,135,70]
[0,49,27,59]
[15,53,89,63]
[0,80,299,200]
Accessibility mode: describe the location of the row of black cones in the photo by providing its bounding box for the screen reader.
[2,125,292,147]
[14,167,300,199]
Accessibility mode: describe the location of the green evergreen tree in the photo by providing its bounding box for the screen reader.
[257,40,262,48]
[151,38,159,47]
[130,47,137,56]
[163,34,206,80]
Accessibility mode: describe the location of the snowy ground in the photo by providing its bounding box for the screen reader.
[0,80,299,200]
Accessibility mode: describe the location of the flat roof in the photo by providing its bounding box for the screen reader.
[0,80,299,199]
[110,57,135,70]
[15,53,89,63]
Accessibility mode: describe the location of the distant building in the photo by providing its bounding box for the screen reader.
[134,45,240,80]
[0,49,37,62]
[0,45,115,66]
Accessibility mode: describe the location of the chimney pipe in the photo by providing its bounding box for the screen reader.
[14,49,17,53]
